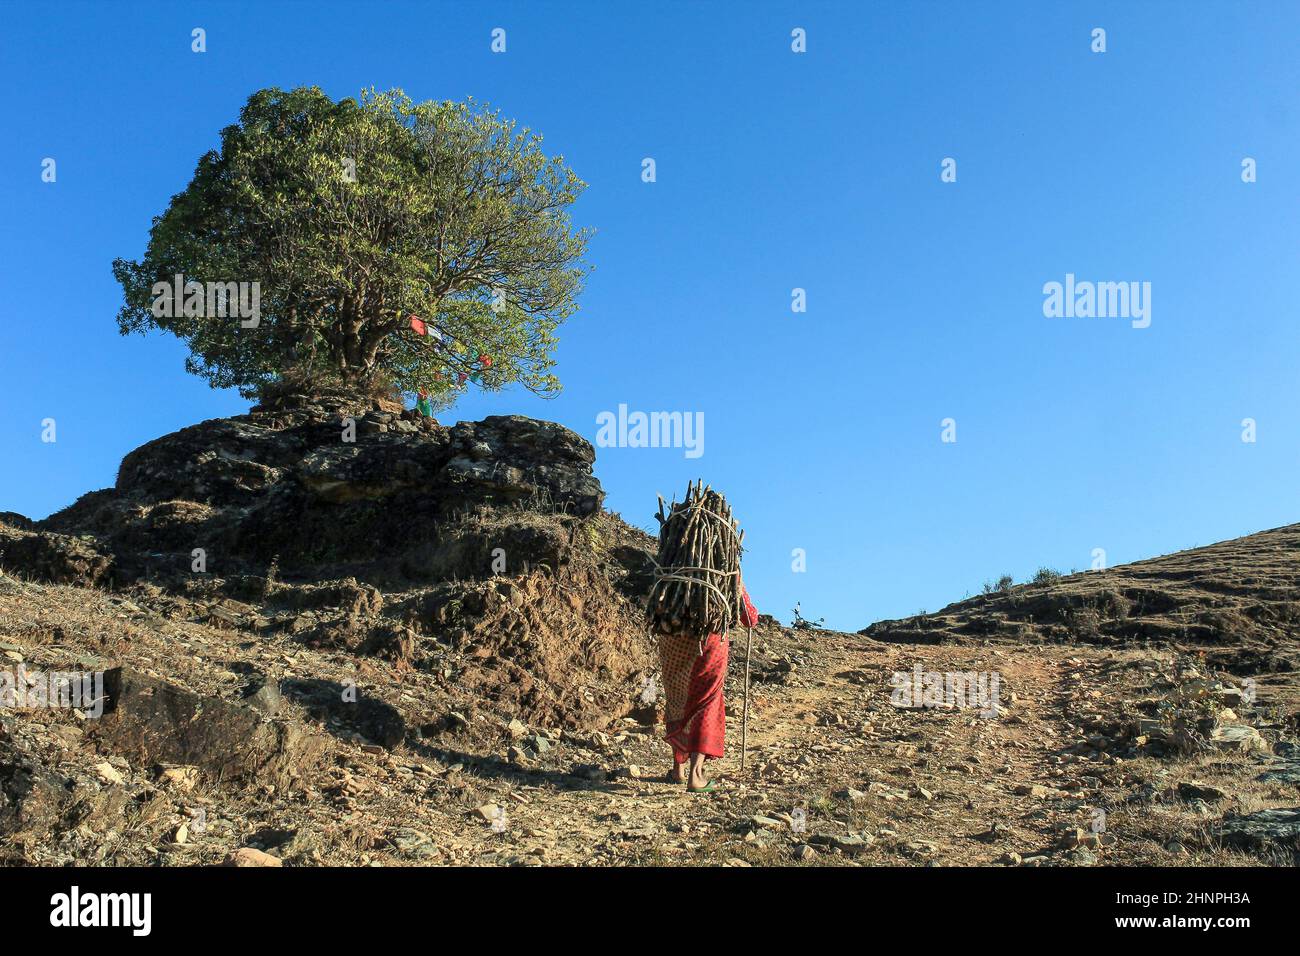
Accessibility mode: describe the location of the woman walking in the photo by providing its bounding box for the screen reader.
[658,580,759,792]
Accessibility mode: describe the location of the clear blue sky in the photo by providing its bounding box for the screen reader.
[2,1,1298,630]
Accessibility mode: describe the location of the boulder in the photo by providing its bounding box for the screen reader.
[1209,724,1270,755]
[1257,741,1300,785]
[1177,780,1229,802]
[224,847,283,867]
[1216,807,1300,858]
[88,667,326,788]
[809,832,874,854]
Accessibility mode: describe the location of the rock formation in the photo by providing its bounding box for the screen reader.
[0,391,658,740]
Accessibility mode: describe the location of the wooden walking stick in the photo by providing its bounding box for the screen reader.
[741,625,753,771]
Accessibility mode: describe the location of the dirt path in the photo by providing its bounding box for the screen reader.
[2,577,1292,867]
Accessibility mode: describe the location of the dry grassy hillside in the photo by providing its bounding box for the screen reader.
[862,523,1300,680]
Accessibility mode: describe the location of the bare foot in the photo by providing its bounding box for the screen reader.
[687,754,712,791]
[667,764,687,784]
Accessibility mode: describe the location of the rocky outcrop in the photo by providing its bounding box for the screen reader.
[0,525,115,588]
[443,416,603,514]
[22,395,606,583]
[0,512,34,531]
[1216,808,1300,861]
[0,392,657,736]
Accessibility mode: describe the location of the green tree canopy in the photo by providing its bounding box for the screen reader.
[113,86,590,403]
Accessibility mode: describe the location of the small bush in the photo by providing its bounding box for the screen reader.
[1032,566,1062,585]
[981,574,1016,595]
[1068,607,1103,639]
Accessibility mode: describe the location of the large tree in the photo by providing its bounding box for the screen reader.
[113,86,590,404]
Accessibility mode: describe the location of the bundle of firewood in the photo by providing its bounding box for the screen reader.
[646,480,745,637]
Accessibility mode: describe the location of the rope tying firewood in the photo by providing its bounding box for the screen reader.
[646,480,746,642]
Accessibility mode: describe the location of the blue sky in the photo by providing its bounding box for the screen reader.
[2,1,1298,630]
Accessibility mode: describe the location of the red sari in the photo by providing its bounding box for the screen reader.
[659,590,759,763]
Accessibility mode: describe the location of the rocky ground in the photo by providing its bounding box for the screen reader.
[2,575,1298,866]
[2,394,1298,866]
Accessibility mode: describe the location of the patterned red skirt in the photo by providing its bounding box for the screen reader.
[658,631,729,762]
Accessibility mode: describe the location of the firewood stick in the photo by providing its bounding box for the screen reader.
[741,625,753,772]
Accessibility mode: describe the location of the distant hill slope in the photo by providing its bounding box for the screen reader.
[861,524,1300,675]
